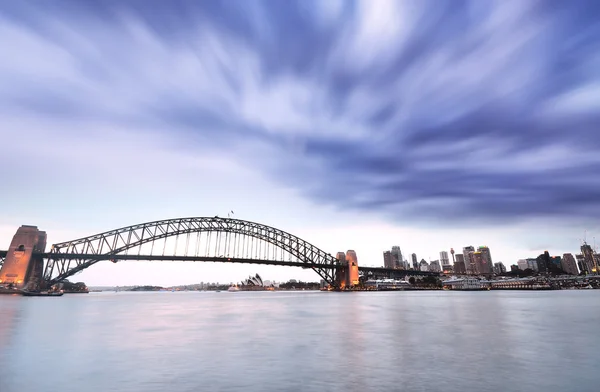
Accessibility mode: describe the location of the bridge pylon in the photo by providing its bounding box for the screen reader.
[0,226,47,290]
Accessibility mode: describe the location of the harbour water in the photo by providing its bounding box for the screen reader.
[1,290,599,392]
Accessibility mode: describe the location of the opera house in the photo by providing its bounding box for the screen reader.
[240,273,273,290]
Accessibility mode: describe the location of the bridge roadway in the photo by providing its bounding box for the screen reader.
[0,250,438,277]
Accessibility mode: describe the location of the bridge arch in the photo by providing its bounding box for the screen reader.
[43,217,339,285]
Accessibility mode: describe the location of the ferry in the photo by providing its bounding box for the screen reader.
[227,285,240,292]
[22,290,64,297]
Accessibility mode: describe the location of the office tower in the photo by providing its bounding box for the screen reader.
[478,246,493,274]
[391,246,402,269]
[429,260,441,272]
[419,259,429,272]
[581,243,597,274]
[526,258,539,272]
[517,259,529,270]
[411,253,418,270]
[383,251,394,269]
[471,251,484,275]
[536,251,550,274]
[493,262,506,274]
[463,246,475,273]
[561,253,579,275]
[454,254,466,274]
[440,251,450,267]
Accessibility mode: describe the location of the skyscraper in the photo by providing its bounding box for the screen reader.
[391,246,403,269]
[561,253,579,275]
[493,262,506,274]
[471,251,484,275]
[517,259,529,270]
[536,251,550,274]
[411,253,418,270]
[576,254,586,273]
[463,246,475,274]
[440,251,450,267]
[478,246,493,274]
[383,251,393,269]
[429,260,441,272]
[526,258,539,272]
[581,242,597,274]
[454,254,466,274]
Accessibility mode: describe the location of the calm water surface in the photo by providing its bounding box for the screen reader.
[1,290,599,392]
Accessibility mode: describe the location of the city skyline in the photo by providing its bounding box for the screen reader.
[2,1,600,286]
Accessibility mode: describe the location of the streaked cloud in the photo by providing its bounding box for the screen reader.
[1,0,600,227]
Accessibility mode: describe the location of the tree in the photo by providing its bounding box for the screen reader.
[408,277,416,285]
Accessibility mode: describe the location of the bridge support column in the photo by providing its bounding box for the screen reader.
[334,250,360,290]
[0,225,47,290]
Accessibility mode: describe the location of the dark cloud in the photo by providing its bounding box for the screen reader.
[1,0,600,223]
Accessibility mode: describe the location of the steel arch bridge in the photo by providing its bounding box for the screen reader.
[43,217,340,286]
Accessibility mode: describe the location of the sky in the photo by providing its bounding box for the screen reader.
[1,0,600,286]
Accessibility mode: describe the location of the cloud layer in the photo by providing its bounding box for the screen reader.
[2,0,600,224]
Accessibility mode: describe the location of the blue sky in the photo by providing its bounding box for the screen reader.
[1,0,600,286]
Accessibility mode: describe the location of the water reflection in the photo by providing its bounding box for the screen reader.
[0,291,599,392]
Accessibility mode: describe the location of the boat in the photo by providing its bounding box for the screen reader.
[227,284,240,292]
[22,290,64,297]
[0,286,22,295]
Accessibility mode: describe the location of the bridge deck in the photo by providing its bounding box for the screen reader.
[0,250,438,276]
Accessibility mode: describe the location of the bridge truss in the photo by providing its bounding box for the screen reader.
[43,217,340,286]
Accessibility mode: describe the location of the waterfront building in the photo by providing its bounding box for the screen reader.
[411,253,418,270]
[478,246,493,274]
[463,246,475,273]
[561,253,579,275]
[383,251,394,269]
